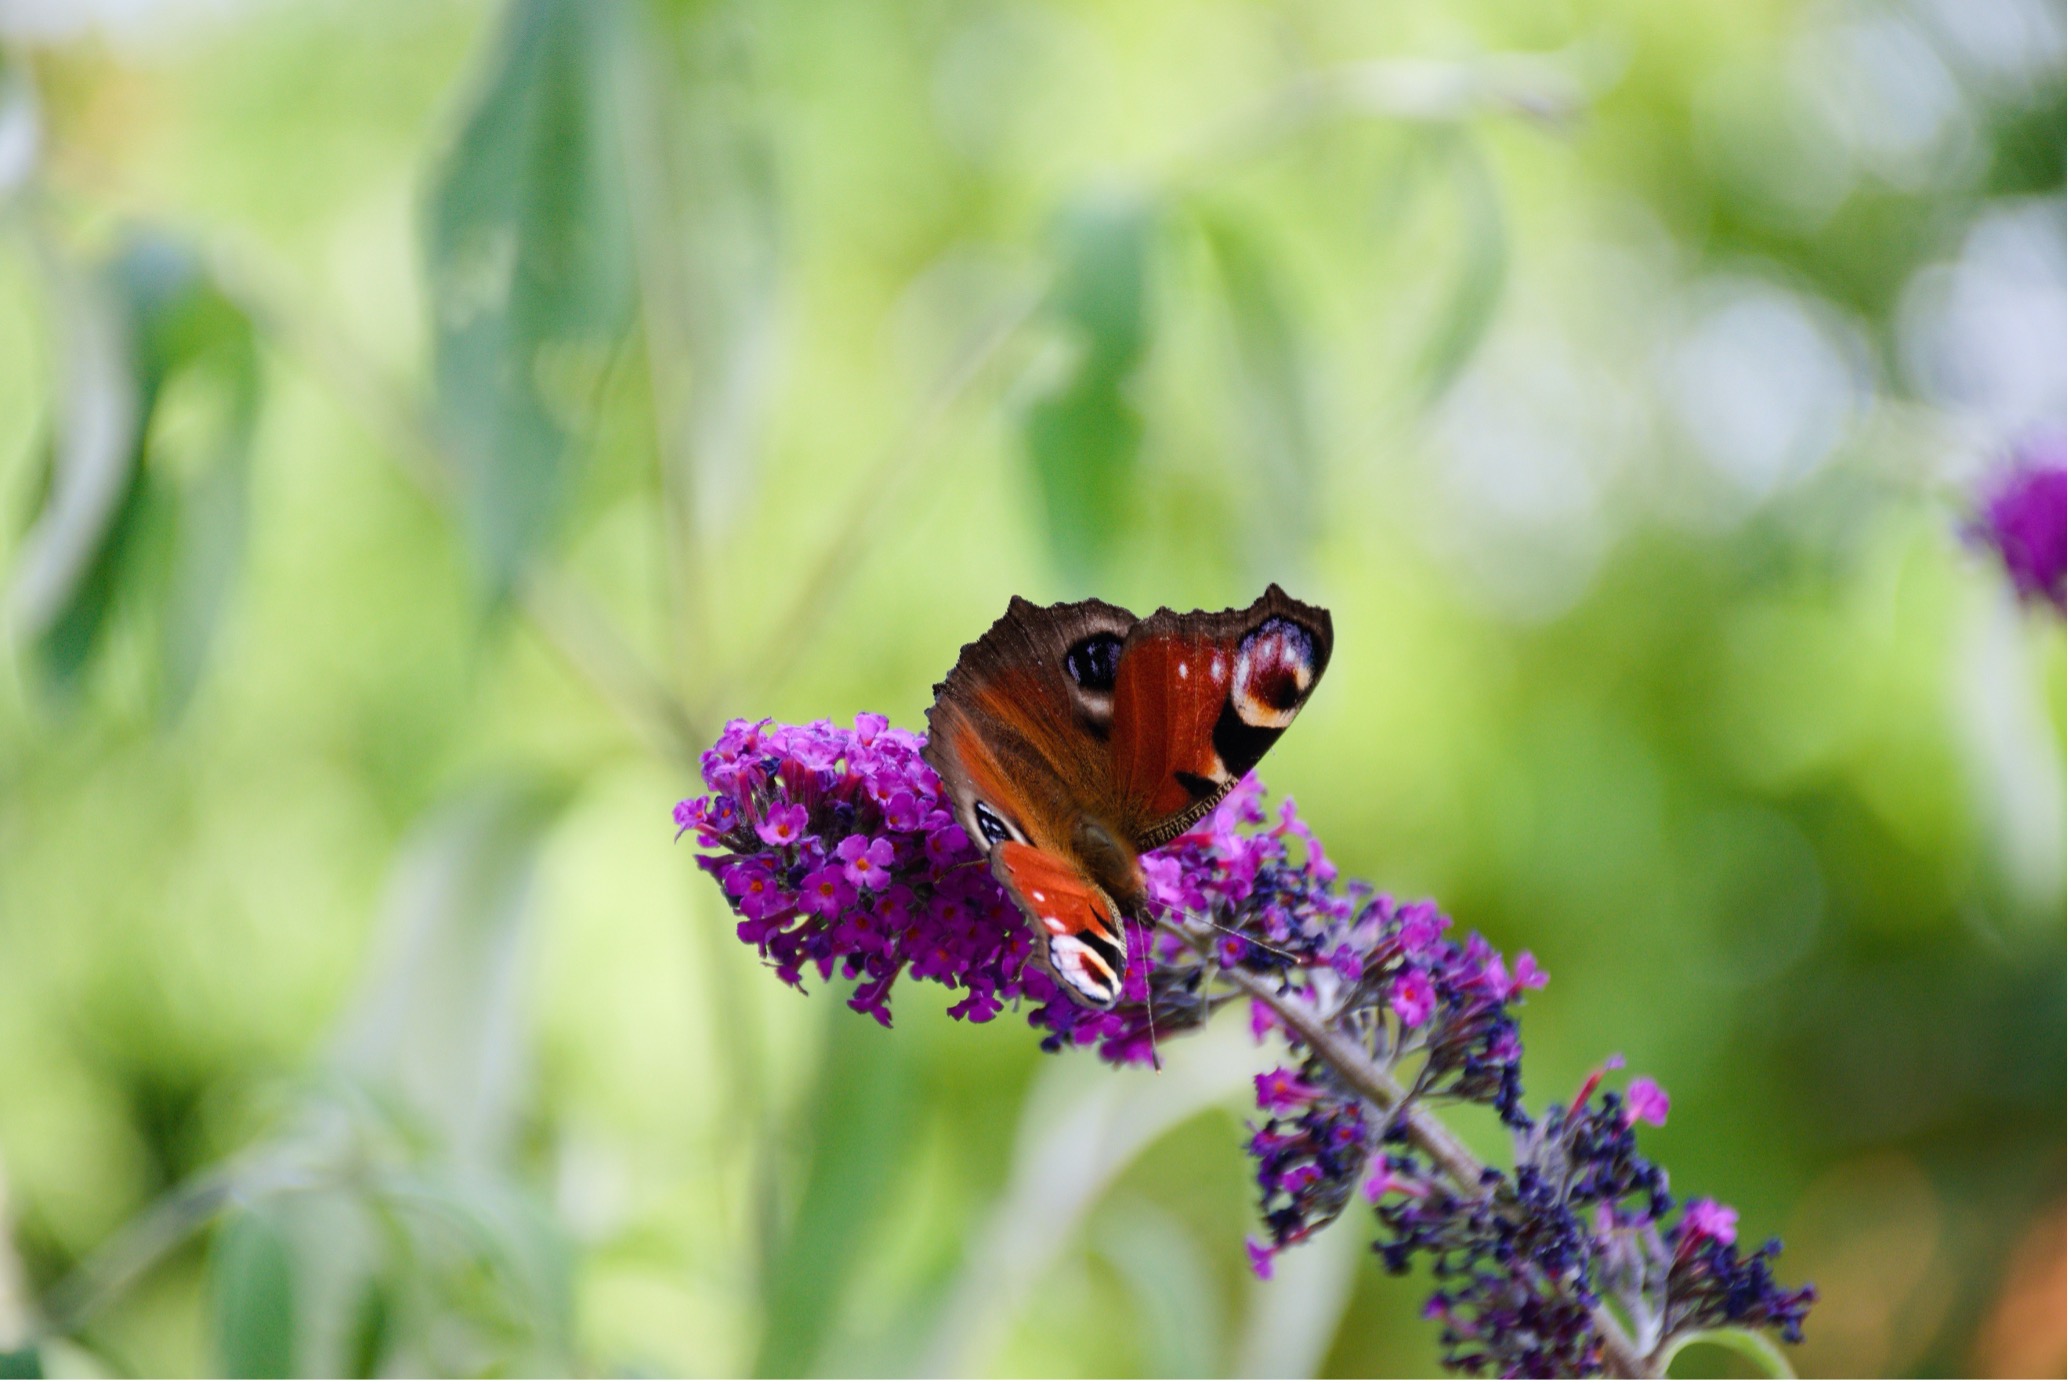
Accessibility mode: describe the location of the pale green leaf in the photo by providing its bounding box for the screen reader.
[1662,1326,1799,1379]
[1199,209,1320,580]
[425,0,637,602]
[209,1208,297,1379]
[1023,189,1159,586]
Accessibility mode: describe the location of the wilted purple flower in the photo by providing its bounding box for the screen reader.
[1371,1075,1814,1376]
[1968,434,2066,613]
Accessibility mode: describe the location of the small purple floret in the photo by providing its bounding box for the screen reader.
[1390,969,1437,1026]
[1245,1237,1278,1280]
[1680,1197,1739,1248]
[1625,1076,1670,1128]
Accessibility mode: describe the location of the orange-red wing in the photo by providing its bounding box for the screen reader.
[992,842,1128,1007]
[1108,585,1333,848]
[1108,628,1232,826]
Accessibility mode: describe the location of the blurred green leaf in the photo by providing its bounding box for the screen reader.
[624,11,784,543]
[8,241,145,700]
[1416,133,1507,402]
[209,1207,297,1379]
[425,0,637,603]
[1023,190,1158,586]
[1663,1326,1797,1378]
[115,235,263,722]
[920,1025,1254,1375]
[8,230,260,718]
[0,1346,39,1380]
[1096,1200,1219,1377]
[370,1170,575,1372]
[753,1008,917,1377]
[1198,210,1319,580]
[343,1277,392,1379]
[334,780,569,1165]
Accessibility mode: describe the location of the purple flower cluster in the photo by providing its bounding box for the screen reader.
[1183,850,1547,1278]
[677,714,1034,1026]
[676,714,1815,1376]
[1968,433,2066,614]
[677,714,1195,1053]
[1368,1068,1815,1376]
[1246,1058,1369,1269]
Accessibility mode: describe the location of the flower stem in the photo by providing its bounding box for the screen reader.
[1170,920,1656,1379]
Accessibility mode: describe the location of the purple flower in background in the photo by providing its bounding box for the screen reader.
[1968,433,2066,614]
[1625,1076,1670,1128]
[675,715,1814,1374]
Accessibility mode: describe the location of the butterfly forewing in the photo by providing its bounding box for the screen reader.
[1110,584,1333,849]
[923,596,1136,857]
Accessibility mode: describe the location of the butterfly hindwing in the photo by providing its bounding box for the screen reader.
[1109,584,1332,848]
[991,842,1128,1007]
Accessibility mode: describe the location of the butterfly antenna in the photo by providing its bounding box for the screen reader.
[1125,922,1164,1074]
[1161,906,1303,965]
[1143,982,1163,1074]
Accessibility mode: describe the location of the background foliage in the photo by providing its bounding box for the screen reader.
[0,0,2062,1376]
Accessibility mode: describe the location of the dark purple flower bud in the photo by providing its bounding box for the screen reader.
[1369,1068,1812,1375]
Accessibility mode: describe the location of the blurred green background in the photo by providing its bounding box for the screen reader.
[0,0,2062,1377]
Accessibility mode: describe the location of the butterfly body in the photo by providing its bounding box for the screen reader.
[923,585,1332,1008]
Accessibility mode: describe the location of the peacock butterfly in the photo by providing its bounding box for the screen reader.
[923,585,1333,1008]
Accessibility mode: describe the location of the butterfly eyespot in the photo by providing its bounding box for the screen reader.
[1050,934,1121,1006]
[973,801,1019,847]
[1232,617,1317,728]
[1064,634,1123,693]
